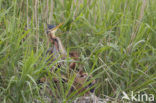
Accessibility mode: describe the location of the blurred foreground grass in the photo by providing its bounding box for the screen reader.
[0,0,156,103]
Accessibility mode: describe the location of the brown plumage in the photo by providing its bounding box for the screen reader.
[39,23,95,95]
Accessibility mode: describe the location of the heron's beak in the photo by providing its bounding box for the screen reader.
[49,23,64,37]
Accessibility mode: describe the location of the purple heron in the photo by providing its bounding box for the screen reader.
[45,23,95,94]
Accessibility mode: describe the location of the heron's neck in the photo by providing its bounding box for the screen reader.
[53,37,67,58]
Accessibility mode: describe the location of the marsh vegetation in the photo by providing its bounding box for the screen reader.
[0,0,156,102]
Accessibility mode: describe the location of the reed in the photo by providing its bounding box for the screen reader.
[0,0,155,102]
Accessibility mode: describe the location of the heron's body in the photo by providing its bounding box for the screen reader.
[42,23,95,95]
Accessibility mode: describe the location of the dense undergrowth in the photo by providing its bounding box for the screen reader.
[0,0,156,103]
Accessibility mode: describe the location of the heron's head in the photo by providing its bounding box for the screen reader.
[47,23,63,38]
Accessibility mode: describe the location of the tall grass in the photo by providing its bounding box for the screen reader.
[0,0,156,103]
